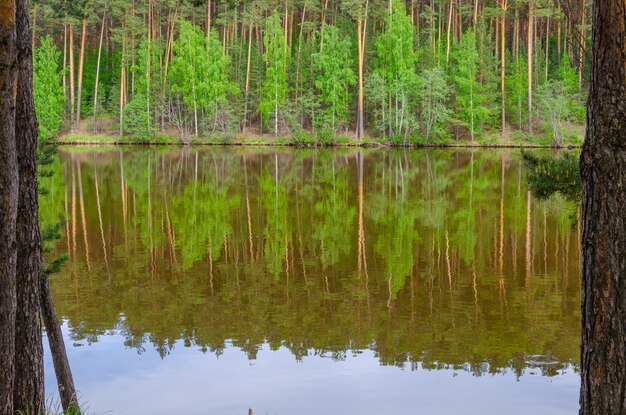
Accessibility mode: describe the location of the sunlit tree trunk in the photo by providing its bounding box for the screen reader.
[500,0,507,137]
[69,24,75,130]
[527,1,533,135]
[75,19,86,129]
[578,0,586,90]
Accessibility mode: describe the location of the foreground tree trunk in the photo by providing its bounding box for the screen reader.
[0,1,19,412]
[13,0,45,411]
[580,1,626,414]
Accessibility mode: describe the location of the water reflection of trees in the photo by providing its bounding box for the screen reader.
[43,148,581,377]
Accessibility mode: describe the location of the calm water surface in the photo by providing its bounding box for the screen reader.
[41,148,581,414]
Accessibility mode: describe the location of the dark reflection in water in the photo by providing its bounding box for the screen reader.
[41,148,580,412]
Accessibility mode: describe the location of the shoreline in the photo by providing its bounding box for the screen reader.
[54,138,583,150]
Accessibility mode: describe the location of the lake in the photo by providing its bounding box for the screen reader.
[41,147,581,414]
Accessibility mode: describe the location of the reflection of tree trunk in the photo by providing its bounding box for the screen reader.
[446,229,452,289]
[77,160,90,270]
[543,210,547,275]
[120,151,128,247]
[71,157,77,259]
[94,157,109,276]
[243,156,254,260]
[525,190,532,287]
[147,154,154,280]
[65,187,71,258]
[499,156,505,275]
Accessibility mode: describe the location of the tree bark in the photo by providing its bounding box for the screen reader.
[500,0,507,138]
[13,0,44,411]
[93,10,107,134]
[69,24,75,130]
[580,1,626,414]
[0,1,18,412]
[527,1,533,135]
[75,19,86,129]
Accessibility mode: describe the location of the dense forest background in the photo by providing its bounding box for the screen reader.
[31,0,590,145]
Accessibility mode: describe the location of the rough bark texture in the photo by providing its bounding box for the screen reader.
[0,1,18,412]
[13,0,45,411]
[580,1,626,414]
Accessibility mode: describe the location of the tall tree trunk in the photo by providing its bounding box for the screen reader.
[446,0,453,64]
[207,0,211,40]
[93,11,107,134]
[243,22,253,133]
[580,0,626,414]
[527,1,533,135]
[545,16,550,82]
[557,0,561,65]
[62,23,67,119]
[75,19,86,130]
[578,0,586,89]
[69,24,75,130]
[13,0,44,411]
[356,0,369,140]
[0,1,19,411]
[500,0,507,138]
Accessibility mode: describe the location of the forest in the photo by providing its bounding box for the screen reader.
[31,0,590,146]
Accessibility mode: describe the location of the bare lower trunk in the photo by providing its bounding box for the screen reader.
[75,19,86,130]
[93,11,107,134]
[14,0,44,411]
[0,1,19,411]
[527,1,533,136]
[580,1,626,414]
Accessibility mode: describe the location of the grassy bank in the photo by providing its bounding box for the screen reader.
[56,127,584,149]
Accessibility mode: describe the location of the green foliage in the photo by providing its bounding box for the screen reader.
[537,79,571,146]
[452,30,489,140]
[364,73,388,137]
[260,11,289,135]
[313,26,356,135]
[375,0,419,141]
[558,54,586,123]
[122,93,152,139]
[32,0,589,144]
[418,66,451,143]
[171,22,237,135]
[506,54,529,131]
[34,36,65,139]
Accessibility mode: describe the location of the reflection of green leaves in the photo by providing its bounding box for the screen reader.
[523,152,581,203]
[47,148,580,376]
[313,159,356,268]
[260,162,290,279]
[172,156,239,270]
